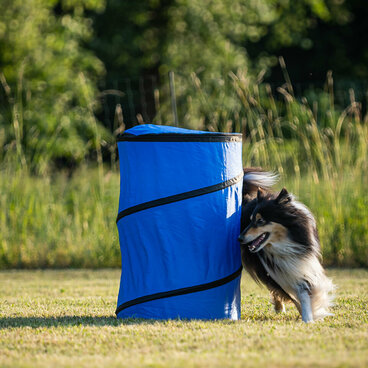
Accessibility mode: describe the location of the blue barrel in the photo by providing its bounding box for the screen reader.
[115,124,243,319]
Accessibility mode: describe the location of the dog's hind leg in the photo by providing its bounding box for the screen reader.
[271,292,285,313]
[297,282,314,323]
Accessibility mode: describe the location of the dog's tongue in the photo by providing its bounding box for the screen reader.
[248,233,267,252]
[252,233,265,247]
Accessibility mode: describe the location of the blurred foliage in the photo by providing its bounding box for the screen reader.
[0,0,366,167]
[1,163,367,268]
[0,0,110,173]
[262,0,368,82]
[91,0,350,79]
[89,0,169,80]
[1,72,367,268]
[89,0,352,127]
[0,166,120,268]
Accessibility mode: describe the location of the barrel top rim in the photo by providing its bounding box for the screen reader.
[116,124,242,142]
[117,132,242,142]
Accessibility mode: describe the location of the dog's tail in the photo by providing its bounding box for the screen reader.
[243,167,279,199]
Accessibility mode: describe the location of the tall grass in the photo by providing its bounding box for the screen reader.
[179,63,368,266]
[0,64,367,268]
[0,166,120,268]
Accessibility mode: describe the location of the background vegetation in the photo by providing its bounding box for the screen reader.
[0,0,110,174]
[0,0,367,268]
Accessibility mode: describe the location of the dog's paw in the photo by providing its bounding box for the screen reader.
[301,316,314,323]
[274,301,286,314]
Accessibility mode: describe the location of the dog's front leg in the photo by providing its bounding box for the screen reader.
[297,282,313,323]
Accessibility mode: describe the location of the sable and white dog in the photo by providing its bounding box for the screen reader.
[238,169,335,322]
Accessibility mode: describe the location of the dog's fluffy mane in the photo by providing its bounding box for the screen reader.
[241,169,335,320]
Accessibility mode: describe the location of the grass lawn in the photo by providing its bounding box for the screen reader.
[0,269,367,367]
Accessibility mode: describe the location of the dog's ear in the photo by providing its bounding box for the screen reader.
[276,188,291,204]
[257,187,265,202]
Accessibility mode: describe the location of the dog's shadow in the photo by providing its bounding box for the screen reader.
[242,314,300,322]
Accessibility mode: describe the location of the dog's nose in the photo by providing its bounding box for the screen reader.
[238,235,244,243]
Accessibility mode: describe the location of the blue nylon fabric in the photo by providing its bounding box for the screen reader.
[117,276,241,320]
[117,140,242,213]
[116,124,243,319]
[117,184,242,301]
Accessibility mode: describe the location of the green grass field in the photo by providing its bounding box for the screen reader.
[1,269,367,367]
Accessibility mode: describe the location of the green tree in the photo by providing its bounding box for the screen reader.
[158,0,349,129]
[0,0,109,173]
[90,0,349,129]
[246,0,353,83]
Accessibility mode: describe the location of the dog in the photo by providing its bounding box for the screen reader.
[238,168,335,322]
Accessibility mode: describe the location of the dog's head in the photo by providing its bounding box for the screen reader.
[238,188,318,256]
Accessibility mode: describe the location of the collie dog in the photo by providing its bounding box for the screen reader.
[238,169,335,322]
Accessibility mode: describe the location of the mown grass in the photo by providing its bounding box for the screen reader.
[0,269,367,367]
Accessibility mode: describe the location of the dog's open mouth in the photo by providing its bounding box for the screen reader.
[246,232,270,252]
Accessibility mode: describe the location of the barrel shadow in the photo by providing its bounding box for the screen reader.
[0,316,171,329]
[0,315,225,329]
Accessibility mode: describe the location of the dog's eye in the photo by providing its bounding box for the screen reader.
[256,218,266,226]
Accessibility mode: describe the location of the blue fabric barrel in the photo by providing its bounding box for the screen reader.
[115,124,243,320]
